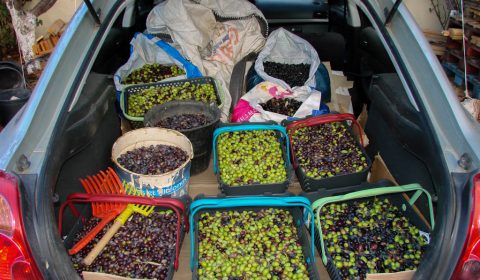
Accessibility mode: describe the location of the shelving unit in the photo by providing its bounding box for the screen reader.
[441,0,480,98]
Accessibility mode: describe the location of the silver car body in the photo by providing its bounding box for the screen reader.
[0,0,478,278]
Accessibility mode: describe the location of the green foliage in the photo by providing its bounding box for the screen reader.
[0,2,17,57]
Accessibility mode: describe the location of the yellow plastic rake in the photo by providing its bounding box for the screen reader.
[82,183,155,266]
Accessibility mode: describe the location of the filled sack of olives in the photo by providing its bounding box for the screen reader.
[254,28,321,91]
[231,81,325,123]
[114,32,202,92]
[246,62,332,103]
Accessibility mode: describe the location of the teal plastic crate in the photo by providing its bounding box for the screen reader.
[189,196,319,279]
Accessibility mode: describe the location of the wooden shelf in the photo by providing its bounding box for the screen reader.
[469,42,480,53]
[450,17,480,36]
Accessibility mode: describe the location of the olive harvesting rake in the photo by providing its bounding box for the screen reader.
[83,183,155,265]
[68,167,127,255]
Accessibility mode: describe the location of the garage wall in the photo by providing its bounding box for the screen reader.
[26,0,82,36]
[404,0,444,32]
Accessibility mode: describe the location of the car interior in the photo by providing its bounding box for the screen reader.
[44,0,453,278]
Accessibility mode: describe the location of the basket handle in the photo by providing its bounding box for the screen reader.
[60,193,188,230]
[286,113,364,169]
[212,124,291,174]
[312,184,435,265]
[119,92,126,115]
[190,196,311,213]
[143,33,203,78]
[59,193,188,270]
[189,196,314,270]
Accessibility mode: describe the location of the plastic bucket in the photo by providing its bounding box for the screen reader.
[0,88,31,126]
[144,101,221,175]
[0,61,25,90]
[111,128,194,198]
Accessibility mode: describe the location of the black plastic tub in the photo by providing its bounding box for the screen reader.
[144,101,221,175]
[0,61,25,90]
[59,194,187,280]
[189,196,320,280]
[285,113,372,192]
[0,88,31,126]
[302,184,433,280]
[213,122,292,195]
[190,151,211,175]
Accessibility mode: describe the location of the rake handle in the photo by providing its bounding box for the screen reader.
[83,219,124,266]
[68,214,117,255]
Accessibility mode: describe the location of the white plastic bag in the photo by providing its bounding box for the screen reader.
[146,0,267,121]
[254,28,321,90]
[232,81,322,123]
[113,33,202,92]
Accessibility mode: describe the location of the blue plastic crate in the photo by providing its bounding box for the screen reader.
[468,75,480,98]
[189,196,320,279]
[443,62,466,87]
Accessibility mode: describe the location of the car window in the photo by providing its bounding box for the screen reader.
[255,0,328,19]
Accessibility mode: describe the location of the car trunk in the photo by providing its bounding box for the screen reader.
[42,1,454,279]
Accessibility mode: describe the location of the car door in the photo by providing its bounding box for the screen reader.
[0,1,139,279]
[355,1,480,279]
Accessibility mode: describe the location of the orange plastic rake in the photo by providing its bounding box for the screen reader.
[68,167,127,255]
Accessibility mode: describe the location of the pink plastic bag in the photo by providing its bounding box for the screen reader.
[232,81,322,123]
[231,99,258,122]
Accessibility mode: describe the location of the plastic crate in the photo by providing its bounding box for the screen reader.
[285,113,372,192]
[307,184,434,280]
[120,77,223,122]
[212,123,292,195]
[188,195,320,280]
[59,193,188,280]
[468,74,480,98]
[443,62,466,87]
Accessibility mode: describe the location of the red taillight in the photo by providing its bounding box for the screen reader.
[453,173,480,280]
[0,171,41,280]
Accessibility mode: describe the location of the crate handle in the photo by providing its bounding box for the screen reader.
[212,124,290,174]
[119,89,144,122]
[60,193,188,228]
[119,93,126,115]
[286,114,362,143]
[312,183,434,265]
[189,196,311,212]
[189,196,314,270]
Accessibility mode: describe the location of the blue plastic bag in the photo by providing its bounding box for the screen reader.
[114,32,202,94]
